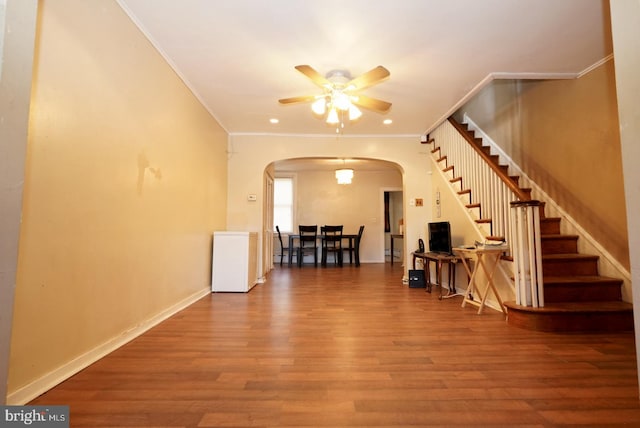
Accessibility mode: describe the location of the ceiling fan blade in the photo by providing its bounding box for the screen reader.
[278,95,318,104]
[351,94,392,112]
[346,66,390,91]
[295,65,332,88]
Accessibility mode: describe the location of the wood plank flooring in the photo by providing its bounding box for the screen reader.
[31,262,640,427]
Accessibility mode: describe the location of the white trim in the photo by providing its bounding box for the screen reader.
[6,288,211,405]
[229,132,421,138]
[577,54,614,78]
[490,71,578,80]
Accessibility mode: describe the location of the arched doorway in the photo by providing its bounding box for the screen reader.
[264,157,403,273]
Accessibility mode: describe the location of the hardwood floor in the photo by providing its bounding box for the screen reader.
[31,263,640,427]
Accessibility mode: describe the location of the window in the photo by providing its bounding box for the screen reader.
[274,177,294,233]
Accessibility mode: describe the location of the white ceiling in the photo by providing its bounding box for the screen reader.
[117,0,612,139]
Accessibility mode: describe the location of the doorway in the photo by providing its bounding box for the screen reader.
[383,189,403,262]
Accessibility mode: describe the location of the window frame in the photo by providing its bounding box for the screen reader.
[273,175,296,233]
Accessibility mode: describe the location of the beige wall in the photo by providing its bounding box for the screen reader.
[227,134,432,278]
[8,0,228,401]
[455,61,628,269]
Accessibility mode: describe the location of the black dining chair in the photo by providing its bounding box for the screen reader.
[321,225,343,267]
[297,225,318,267]
[275,225,289,266]
[343,225,365,266]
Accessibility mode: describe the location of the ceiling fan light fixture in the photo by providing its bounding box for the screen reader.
[335,168,354,184]
[311,98,326,115]
[348,104,362,121]
[326,107,340,125]
[333,91,351,111]
[280,65,392,132]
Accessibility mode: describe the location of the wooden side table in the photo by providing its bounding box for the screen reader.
[453,246,508,315]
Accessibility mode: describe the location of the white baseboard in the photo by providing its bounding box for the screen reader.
[7,287,211,405]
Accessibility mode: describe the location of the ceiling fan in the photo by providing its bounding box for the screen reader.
[278,65,392,128]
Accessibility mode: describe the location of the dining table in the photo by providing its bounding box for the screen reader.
[287,233,360,266]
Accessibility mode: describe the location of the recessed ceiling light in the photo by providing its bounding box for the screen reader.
[270,118,279,124]
[383,119,393,125]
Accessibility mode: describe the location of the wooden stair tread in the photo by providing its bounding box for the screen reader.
[542,253,599,261]
[543,275,623,284]
[541,234,579,240]
[504,300,632,313]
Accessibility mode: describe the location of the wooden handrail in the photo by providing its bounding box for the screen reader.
[448,117,531,201]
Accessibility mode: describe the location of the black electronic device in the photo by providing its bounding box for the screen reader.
[428,221,453,255]
[408,269,426,288]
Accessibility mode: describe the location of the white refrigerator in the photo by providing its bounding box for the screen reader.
[211,231,258,292]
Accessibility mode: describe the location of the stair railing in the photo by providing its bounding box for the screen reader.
[511,200,545,307]
[431,118,525,252]
[430,117,545,306]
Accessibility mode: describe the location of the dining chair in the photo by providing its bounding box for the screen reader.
[344,225,365,266]
[297,225,318,267]
[321,225,343,267]
[275,225,289,266]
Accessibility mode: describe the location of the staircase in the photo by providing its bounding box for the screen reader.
[504,214,633,332]
[442,118,634,333]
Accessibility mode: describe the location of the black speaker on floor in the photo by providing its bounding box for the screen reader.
[408,269,426,288]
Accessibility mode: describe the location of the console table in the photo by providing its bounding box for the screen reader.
[412,251,463,296]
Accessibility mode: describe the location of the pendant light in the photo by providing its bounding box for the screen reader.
[335,159,354,184]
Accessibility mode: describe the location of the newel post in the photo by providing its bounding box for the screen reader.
[510,200,544,307]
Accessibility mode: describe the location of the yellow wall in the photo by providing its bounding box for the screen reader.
[8,0,228,399]
[455,61,628,269]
